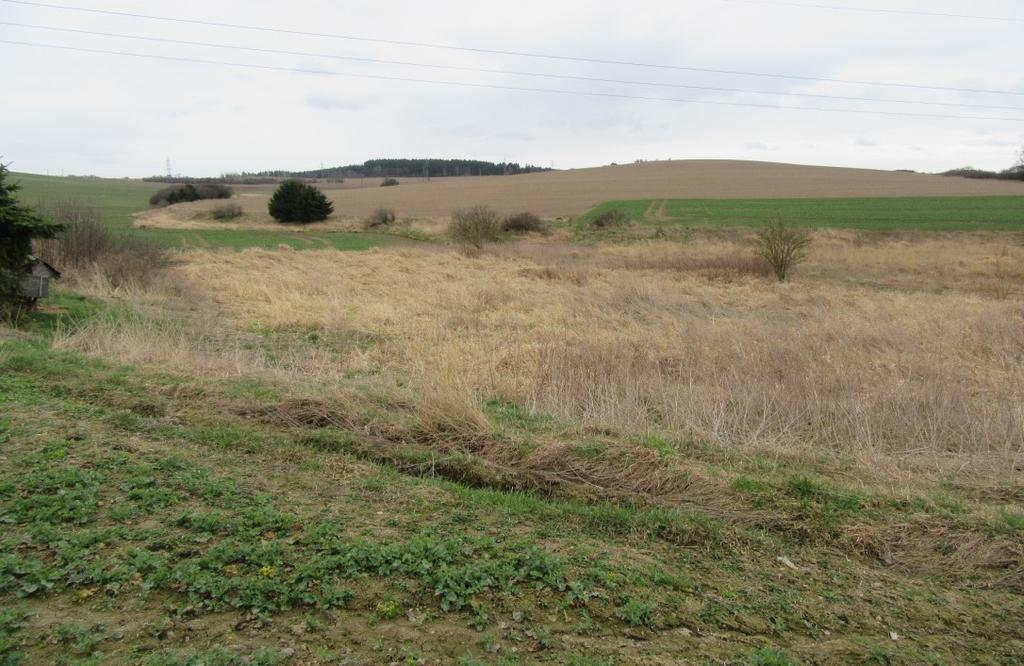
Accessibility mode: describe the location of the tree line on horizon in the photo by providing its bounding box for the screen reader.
[292,158,552,179]
[941,145,1024,182]
[143,159,552,184]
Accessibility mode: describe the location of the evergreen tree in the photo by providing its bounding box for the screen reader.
[268,180,334,223]
[0,162,61,310]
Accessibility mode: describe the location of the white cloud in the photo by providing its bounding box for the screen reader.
[3,0,1022,176]
[304,94,369,112]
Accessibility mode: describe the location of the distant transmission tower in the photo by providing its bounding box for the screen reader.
[165,157,172,178]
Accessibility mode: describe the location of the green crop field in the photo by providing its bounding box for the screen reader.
[13,172,161,232]
[11,173,395,252]
[581,196,1024,231]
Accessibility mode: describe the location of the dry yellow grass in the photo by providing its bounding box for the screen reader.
[135,159,1024,228]
[56,232,1024,492]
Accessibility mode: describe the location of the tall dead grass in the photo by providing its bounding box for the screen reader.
[52,308,357,386]
[148,237,1024,484]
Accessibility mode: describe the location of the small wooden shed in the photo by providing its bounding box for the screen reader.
[20,256,61,302]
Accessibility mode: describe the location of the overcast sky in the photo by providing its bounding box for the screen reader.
[3,0,1023,177]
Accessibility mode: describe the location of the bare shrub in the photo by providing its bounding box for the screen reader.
[364,207,397,229]
[754,219,812,281]
[502,212,544,234]
[590,208,628,228]
[34,200,172,290]
[34,200,108,266]
[449,206,503,248]
[96,233,174,290]
[211,203,243,220]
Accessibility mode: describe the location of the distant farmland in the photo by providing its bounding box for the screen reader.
[16,161,1024,241]
[581,195,1024,231]
[95,159,1024,230]
[259,159,1024,220]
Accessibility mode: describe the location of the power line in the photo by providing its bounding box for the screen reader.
[2,0,1020,97]
[2,39,1021,123]
[4,21,1021,112]
[718,0,1024,23]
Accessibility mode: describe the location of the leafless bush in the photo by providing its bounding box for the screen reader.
[364,207,397,229]
[97,233,174,289]
[754,219,812,281]
[211,203,243,220]
[35,201,108,266]
[502,212,544,234]
[34,199,172,289]
[449,206,503,248]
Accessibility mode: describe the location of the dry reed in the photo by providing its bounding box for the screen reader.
[113,235,1023,487]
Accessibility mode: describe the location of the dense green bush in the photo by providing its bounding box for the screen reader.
[268,180,334,224]
[449,206,503,248]
[149,183,233,207]
[502,212,544,234]
[380,178,400,187]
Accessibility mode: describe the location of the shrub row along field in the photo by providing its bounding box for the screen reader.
[581,196,1024,231]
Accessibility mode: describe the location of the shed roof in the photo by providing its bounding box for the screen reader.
[25,255,61,279]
